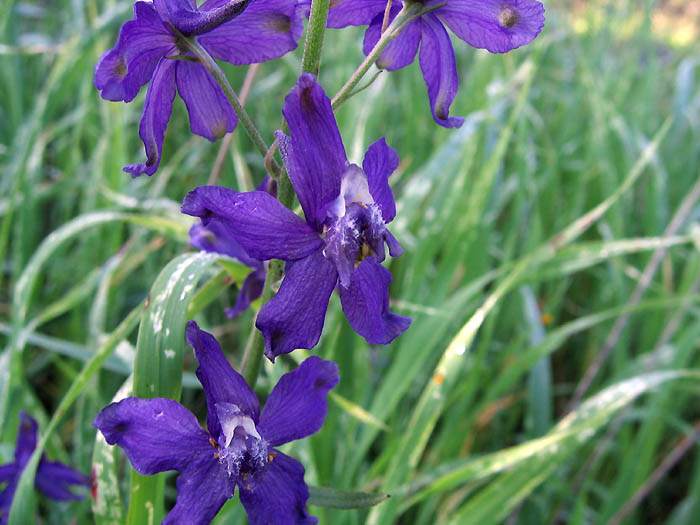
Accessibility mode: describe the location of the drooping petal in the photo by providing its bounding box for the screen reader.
[176,60,237,141]
[163,455,233,525]
[14,413,38,468]
[186,321,260,437]
[94,1,176,103]
[437,0,545,53]
[197,0,303,65]
[238,451,316,525]
[362,138,399,222]
[35,460,89,501]
[255,250,338,361]
[188,221,260,269]
[258,357,339,447]
[325,0,386,28]
[123,58,177,177]
[279,73,347,230]
[225,270,266,318]
[182,186,323,261]
[94,397,212,475]
[418,15,464,129]
[362,10,420,71]
[339,258,411,344]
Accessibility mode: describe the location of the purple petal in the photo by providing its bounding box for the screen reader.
[0,465,16,484]
[188,222,260,268]
[325,0,386,28]
[93,397,212,475]
[181,186,323,261]
[363,10,420,71]
[153,0,196,23]
[197,0,303,65]
[279,73,347,230]
[186,321,260,437]
[35,460,89,501]
[0,479,18,519]
[225,270,265,318]
[339,258,411,344]
[255,250,337,361]
[362,138,399,222]
[437,0,545,53]
[94,1,176,103]
[14,413,38,468]
[239,451,317,525]
[163,455,233,525]
[418,15,465,129]
[176,60,237,141]
[258,357,339,447]
[123,58,177,177]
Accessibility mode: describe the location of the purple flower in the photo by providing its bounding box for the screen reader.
[320,0,545,128]
[94,0,303,177]
[0,413,89,524]
[94,322,338,525]
[182,74,411,360]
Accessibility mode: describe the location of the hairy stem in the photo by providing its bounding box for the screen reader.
[301,0,331,76]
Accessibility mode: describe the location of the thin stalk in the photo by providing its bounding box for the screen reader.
[180,36,281,177]
[301,0,330,76]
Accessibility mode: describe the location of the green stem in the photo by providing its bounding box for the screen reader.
[181,36,282,177]
[301,0,331,76]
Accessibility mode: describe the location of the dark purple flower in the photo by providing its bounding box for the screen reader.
[0,413,89,524]
[94,0,303,177]
[318,0,545,128]
[182,74,411,360]
[94,321,338,525]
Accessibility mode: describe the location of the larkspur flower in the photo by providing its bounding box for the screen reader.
[95,321,338,524]
[0,413,89,524]
[189,177,276,317]
[317,0,545,128]
[182,74,411,360]
[94,0,303,177]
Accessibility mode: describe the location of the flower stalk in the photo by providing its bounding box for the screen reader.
[301,0,331,76]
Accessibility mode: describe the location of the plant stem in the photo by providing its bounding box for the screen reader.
[181,36,281,177]
[301,0,331,76]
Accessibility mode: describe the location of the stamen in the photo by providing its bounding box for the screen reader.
[499,5,519,28]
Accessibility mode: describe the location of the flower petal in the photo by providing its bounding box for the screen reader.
[94,1,175,103]
[437,0,545,53]
[163,455,233,525]
[0,465,16,484]
[418,15,464,129]
[0,479,18,518]
[258,357,339,447]
[279,73,347,230]
[225,270,265,318]
[362,10,420,71]
[362,137,399,223]
[186,321,260,436]
[35,460,89,501]
[339,258,411,344]
[123,58,177,177]
[188,222,260,268]
[239,451,317,525]
[256,250,338,361]
[197,0,303,65]
[325,0,386,28]
[14,412,38,468]
[93,397,212,475]
[181,186,323,261]
[176,60,237,141]
[153,0,196,24]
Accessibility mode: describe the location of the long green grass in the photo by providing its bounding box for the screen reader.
[2,0,700,523]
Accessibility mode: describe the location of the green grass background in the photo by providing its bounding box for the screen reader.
[2,0,700,523]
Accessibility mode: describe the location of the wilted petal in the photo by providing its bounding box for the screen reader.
[363,10,420,71]
[325,0,385,28]
[163,455,233,525]
[94,397,212,475]
[225,270,265,318]
[123,58,177,177]
[186,321,260,437]
[362,138,399,222]
[258,357,339,447]
[181,186,323,261]
[437,0,545,53]
[256,250,337,361]
[94,2,176,103]
[176,60,237,141]
[14,413,38,467]
[197,0,303,65]
[239,451,316,525]
[339,258,411,344]
[418,15,464,129]
[35,460,89,501]
[279,74,347,230]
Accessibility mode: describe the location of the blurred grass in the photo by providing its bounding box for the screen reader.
[1,0,700,524]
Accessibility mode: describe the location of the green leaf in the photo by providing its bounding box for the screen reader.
[308,486,390,509]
